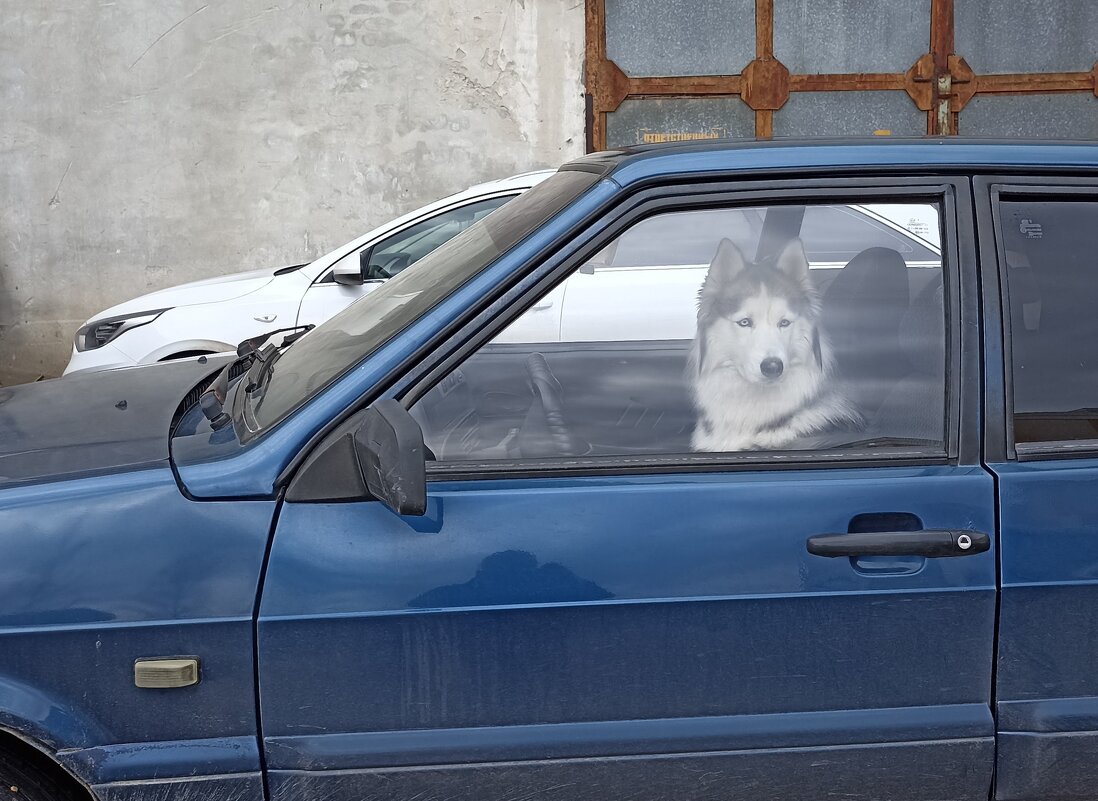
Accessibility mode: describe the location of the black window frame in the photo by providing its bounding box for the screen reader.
[390,175,978,480]
[979,175,1098,462]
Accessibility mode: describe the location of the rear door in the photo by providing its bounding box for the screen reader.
[259,177,997,801]
[978,178,1098,801]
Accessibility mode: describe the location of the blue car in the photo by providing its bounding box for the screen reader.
[2,138,1098,801]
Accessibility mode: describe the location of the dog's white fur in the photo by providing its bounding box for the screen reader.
[690,238,861,452]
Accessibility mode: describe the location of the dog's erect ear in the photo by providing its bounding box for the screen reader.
[774,238,810,282]
[703,238,746,293]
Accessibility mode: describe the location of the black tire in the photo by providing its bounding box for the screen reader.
[0,741,88,801]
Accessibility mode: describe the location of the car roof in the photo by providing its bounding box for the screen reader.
[562,137,1098,188]
[464,168,558,194]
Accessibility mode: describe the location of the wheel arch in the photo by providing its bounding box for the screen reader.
[143,340,234,364]
[0,725,97,800]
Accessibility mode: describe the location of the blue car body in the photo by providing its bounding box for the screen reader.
[3,138,1098,800]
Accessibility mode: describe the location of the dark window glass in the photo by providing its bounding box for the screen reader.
[412,201,946,463]
[1002,199,1098,445]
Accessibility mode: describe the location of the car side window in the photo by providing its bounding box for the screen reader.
[801,205,941,266]
[327,196,512,281]
[410,201,947,463]
[1000,198,1098,447]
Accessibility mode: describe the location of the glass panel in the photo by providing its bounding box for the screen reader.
[605,97,755,149]
[250,171,600,431]
[1000,199,1098,444]
[412,202,945,461]
[961,95,1098,139]
[774,91,924,137]
[956,0,1098,74]
[774,0,931,74]
[605,0,755,77]
[326,197,512,281]
[364,197,511,279]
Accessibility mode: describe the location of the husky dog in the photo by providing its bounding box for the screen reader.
[690,237,861,452]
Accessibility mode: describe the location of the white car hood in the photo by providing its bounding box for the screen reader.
[90,265,298,320]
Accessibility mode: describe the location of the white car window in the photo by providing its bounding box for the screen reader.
[326,195,512,281]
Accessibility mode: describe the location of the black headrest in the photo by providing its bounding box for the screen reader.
[822,248,911,352]
[825,247,909,308]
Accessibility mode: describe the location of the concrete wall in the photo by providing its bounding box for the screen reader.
[0,0,586,384]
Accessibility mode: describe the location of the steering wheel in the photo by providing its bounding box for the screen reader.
[370,252,413,279]
[523,352,583,457]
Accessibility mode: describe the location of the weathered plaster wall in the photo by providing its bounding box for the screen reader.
[0,0,585,383]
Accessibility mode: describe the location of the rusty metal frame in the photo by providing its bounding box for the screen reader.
[585,0,1098,149]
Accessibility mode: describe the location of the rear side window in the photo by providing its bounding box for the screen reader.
[1001,198,1098,446]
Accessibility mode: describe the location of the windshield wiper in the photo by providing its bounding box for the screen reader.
[235,324,314,359]
[243,324,315,397]
[199,325,314,430]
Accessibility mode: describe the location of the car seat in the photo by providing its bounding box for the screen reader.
[821,247,912,417]
[868,279,946,443]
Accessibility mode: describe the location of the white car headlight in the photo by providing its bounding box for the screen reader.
[74,309,170,352]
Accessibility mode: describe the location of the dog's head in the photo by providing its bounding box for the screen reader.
[695,237,822,385]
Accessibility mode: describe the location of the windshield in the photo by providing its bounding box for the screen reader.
[245,169,600,431]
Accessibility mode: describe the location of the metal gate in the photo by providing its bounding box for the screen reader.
[586,0,1098,150]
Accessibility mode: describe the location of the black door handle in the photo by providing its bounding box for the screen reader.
[806,529,990,558]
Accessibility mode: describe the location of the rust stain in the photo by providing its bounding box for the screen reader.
[755,0,774,59]
[948,54,976,112]
[755,109,773,139]
[742,57,790,110]
[626,74,743,99]
[975,71,1095,94]
[904,53,936,112]
[583,0,606,151]
[928,0,954,134]
[791,72,906,92]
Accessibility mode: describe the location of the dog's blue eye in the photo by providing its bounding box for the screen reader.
[737,318,752,328]
[778,318,792,328]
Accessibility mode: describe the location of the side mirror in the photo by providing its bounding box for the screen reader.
[332,259,365,286]
[353,399,427,516]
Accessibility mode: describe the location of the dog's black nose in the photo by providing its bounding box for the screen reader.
[760,357,784,378]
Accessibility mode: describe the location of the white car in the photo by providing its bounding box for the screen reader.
[64,170,554,375]
[498,202,942,344]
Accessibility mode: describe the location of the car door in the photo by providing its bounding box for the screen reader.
[258,177,997,801]
[978,177,1098,801]
[295,194,513,329]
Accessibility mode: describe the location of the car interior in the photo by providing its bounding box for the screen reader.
[411,204,947,461]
